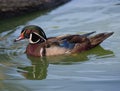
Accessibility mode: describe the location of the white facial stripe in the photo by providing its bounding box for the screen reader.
[29,33,40,44]
[33,32,46,42]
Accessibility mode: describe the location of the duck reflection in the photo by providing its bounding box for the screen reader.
[18,56,48,80]
[18,45,114,80]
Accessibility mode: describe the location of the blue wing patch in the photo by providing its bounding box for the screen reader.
[60,39,75,49]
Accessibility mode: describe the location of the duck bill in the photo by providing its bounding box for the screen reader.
[14,34,25,42]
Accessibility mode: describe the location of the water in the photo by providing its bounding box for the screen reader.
[0,0,120,91]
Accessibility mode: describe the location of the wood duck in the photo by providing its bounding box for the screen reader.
[14,25,114,57]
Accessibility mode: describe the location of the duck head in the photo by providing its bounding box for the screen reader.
[15,25,47,44]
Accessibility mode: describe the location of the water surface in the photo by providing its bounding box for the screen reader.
[0,0,120,91]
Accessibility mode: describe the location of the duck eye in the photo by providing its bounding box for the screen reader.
[24,30,31,38]
[25,34,30,38]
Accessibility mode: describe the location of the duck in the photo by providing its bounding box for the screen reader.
[14,25,114,57]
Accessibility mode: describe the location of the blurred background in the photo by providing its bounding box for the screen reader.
[0,0,120,91]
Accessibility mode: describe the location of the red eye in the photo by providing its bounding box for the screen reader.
[25,29,31,34]
[24,29,31,38]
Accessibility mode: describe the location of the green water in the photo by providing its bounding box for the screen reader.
[0,0,120,91]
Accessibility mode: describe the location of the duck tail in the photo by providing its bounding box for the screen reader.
[90,32,114,48]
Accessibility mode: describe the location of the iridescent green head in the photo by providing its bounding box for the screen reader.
[15,25,47,44]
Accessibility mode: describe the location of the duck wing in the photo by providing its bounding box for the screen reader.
[46,32,114,53]
[71,32,114,53]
